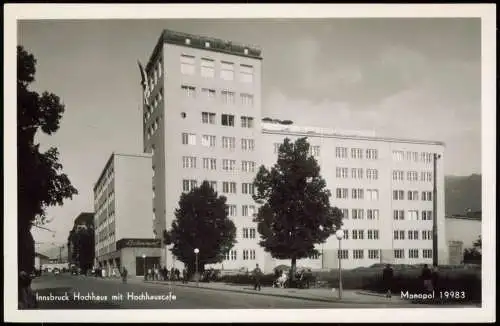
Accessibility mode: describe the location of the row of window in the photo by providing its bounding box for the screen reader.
[224,249,256,261]
[181,86,255,106]
[200,112,255,128]
[182,157,257,172]
[393,151,435,163]
[182,133,255,151]
[335,167,379,180]
[181,54,254,83]
[335,188,380,200]
[144,88,164,122]
[393,190,433,201]
[182,179,255,194]
[393,230,433,240]
[339,209,380,220]
[94,166,114,198]
[242,228,257,239]
[393,210,433,221]
[393,170,433,182]
[335,148,379,160]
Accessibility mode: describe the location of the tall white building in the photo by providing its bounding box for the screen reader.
[140,29,447,272]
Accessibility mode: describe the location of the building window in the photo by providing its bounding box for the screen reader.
[423,249,433,258]
[422,230,433,240]
[407,171,419,181]
[221,137,235,150]
[335,147,348,159]
[366,149,378,160]
[180,54,195,75]
[250,249,256,260]
[351,148,363,159]
[240,64,254,83]
[221,61,234,80]
[243,249,249,260]
[181,85,196,98]
[250,228,256,239]
[222,182,237,194]
[422,191,433,201]
[352,209,364,220]
[201,58,215,78]
[392,150,404,161]
[367,209,379,220]
[241,161,256,172]
[394,249,405,259]
[242,183,255,195]
[421,171,433,182]
[241,116,254,128]
[393,210,405,220]
[308,145,320,157]
[182,156,197,169]
[182,179,197,193]
[343,229,349,240]
[202,158,217,170]
[367,230,379,240]
[243,228,249,239]
[340,209,349,219]
[182,133,196,145]
[221,90,235,104]
[201,135,216,148]
[422,210,433,221]
[273,143,281,154]
[202,88,216,100]
[202,112,216,124]
[351,168,363,179]
[230,250,237,260]
[409,249,419,259]
[408,230,419,240]
[242,205,256,217]
[221,114,235,126]
[336,167,348,179]
[393,190,405,200]
[241,138,255,151]
[366,169,378,180]
[392,170,404,181]
[336,188,348,199]
[241,93,254,107]
[408,190,419,201]
[226,204,237,217]
[368,250,380,259]
[352,188,364,200]
[408,210,419,221]
[222,159,236,171]
[338,249,349,259]
[366,189,379,201]
[209,181,217,192]
[353,250,364,259]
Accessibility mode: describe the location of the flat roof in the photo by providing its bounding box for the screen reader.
[261,122,445,146]
[146,29,262,72]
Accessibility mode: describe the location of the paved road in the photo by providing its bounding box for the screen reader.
[30,273,404,309]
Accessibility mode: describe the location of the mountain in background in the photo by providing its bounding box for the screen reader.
[445,174,482,216]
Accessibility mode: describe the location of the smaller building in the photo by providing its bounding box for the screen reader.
[34,252,50,271]
[93,152,161,276]
[445,213,481,265]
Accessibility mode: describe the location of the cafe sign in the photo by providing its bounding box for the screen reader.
[116,238,162,250]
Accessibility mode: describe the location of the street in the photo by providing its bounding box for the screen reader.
[30,273,399,309]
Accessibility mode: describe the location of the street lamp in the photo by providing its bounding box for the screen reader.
[432,153,441,267]
[335,229,344,300]
[142,254,146,280]
[194,248,199,287]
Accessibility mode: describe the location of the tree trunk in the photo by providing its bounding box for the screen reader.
[290,257,297,282]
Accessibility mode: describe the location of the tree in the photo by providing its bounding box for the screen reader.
[463,235,481,264]
[165,181,237,276]
[17,46,78,273]
[252,137,343,284]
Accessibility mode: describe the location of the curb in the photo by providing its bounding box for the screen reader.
[144,281,407,305]
[355,291,387,298]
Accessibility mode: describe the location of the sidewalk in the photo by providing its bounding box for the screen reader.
[144,280,410,305]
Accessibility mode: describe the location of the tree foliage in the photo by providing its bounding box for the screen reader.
[166,181,237,274]
[68,224,95,273]
[252,137,343,279]
[463,235,481,264]
[17,45,78,272]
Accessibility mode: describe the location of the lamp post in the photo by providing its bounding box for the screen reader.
[142,254,146,280]
[432,153,441,267]
[194,248,199,287]
[335,229,344,300]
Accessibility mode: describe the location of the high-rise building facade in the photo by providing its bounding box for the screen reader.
[140,30,263,270]
[261,123,447,270]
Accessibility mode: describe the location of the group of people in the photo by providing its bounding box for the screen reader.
[143,265,188,283]
[382,263,440,298]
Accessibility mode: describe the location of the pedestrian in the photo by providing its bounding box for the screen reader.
[431,266,439,292]
[175,268,180,281]
[182,268,188,284]
[154,265,159,281]
[121,267,128,284]
[421,264,433,292]
[170,267,175,281]
[382,264,394,298]
[252,263,263,291]
[147,268,152,281]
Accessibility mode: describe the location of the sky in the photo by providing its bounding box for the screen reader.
[17,18,482,255]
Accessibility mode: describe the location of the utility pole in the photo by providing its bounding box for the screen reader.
[433,153,441,267]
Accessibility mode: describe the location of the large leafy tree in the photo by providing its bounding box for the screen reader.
[17,46,78,273]
[463,235,481,264]
[253,137,343,282]
[165,181,237,275]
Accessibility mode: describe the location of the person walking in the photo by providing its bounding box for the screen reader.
[421,264,433,292]
[175,268,180,281]
[253,263,263,291]
[382,264,394,298]
[431,266,440,292]
[182,268,188,284]
[121,267,128,284]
